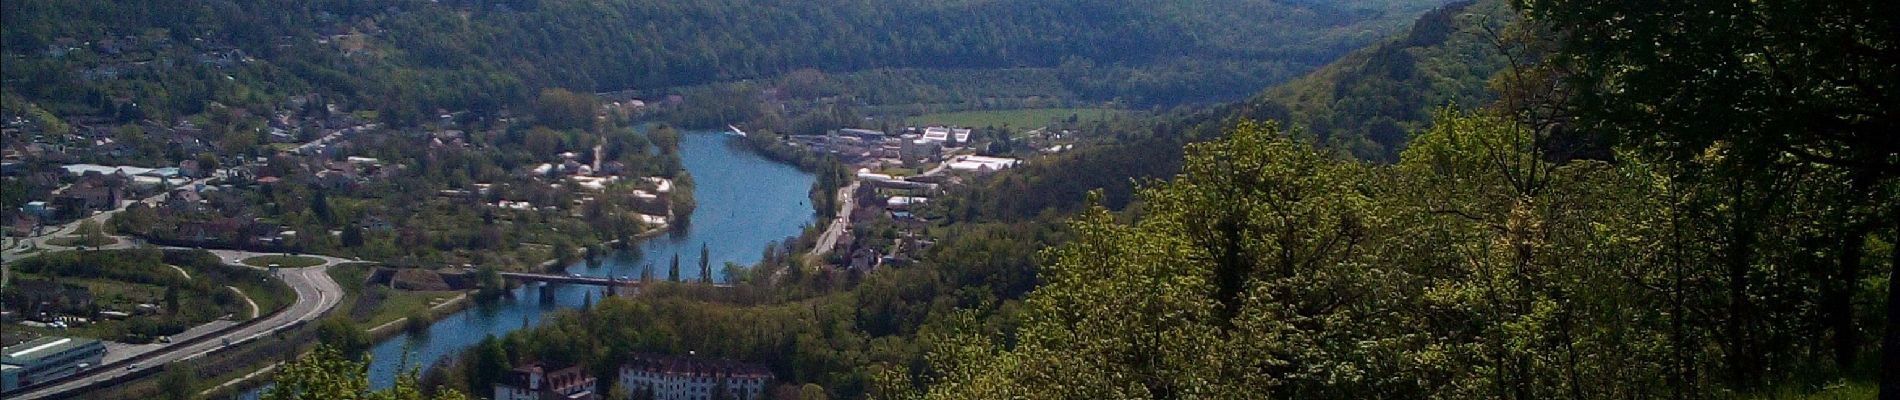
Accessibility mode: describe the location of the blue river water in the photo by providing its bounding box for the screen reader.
[239,132,816,397]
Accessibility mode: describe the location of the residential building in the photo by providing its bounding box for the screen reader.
[1,337,106,393]
[616,353,772,400]
[494,363,598,400]
[53,176,125,219]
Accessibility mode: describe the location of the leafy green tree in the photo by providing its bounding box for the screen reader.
[111,203,158,236]
[920,121,1386,399]
[466,336,510,392]
[1520,0,1899,388]
[265,346,470,400]
[76,219,108,249]
[316,317,372,358]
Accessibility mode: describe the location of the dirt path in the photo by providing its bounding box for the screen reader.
[168,264,193,280]
[227,286,260,319]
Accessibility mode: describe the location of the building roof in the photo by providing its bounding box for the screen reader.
[63,164,152,176]
[621,353,773,379]
[921,127,951,142]
[2,336,101,365]
[142,167,182,177]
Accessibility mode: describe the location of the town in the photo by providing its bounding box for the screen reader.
[2,75,706,396]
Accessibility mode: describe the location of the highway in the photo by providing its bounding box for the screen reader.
[9,264,343,400]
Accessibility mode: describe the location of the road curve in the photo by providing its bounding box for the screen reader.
[11,265,342,400]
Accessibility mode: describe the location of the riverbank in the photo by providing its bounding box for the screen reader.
[198,282,476,398]
[538,222,673,271]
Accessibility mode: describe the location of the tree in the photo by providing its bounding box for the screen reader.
[157,363,197,400]
[76,219,108,249]
[341,225,365,248]
[608,381,632,400]
[699,243,712,283]
[1520,0,1898,388]
[525,127,566,159]
[265,346,470,400]
[669,253,682,282]
[111,203,157,236]
[798,384,829,400]
[311,190,334,224]
[915,116,1699,399]
[551,242,577,272]
[316,317,372,358]
[164,284,180,313]
[194,153,222,175]
[466,336,510,391]
[534,88,599,131]
[919,121,1381,399]
[649,125,682,156]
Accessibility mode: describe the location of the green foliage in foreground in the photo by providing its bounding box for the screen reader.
[264,346,468,400]
[909,115,1893,399]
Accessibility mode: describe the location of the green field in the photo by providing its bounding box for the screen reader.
[241,255,326,268]
[905,108,1124,130]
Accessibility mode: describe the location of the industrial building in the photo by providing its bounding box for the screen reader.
[1,337,106,393]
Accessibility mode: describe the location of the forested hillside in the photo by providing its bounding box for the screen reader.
[933,0,1514,225]
[2,0,1451,129]
[914,0,1900,398]
[1213,0,1512,161]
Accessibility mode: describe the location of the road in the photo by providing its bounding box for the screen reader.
[810,181,860,258]
[9,264,342,400]
[201,249,357,269]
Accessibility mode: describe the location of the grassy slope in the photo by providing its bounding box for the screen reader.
[325,263,460,330]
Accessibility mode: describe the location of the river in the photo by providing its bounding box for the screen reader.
[239,132,816,397]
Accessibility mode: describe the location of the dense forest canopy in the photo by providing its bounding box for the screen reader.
[2,0,1453,126]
